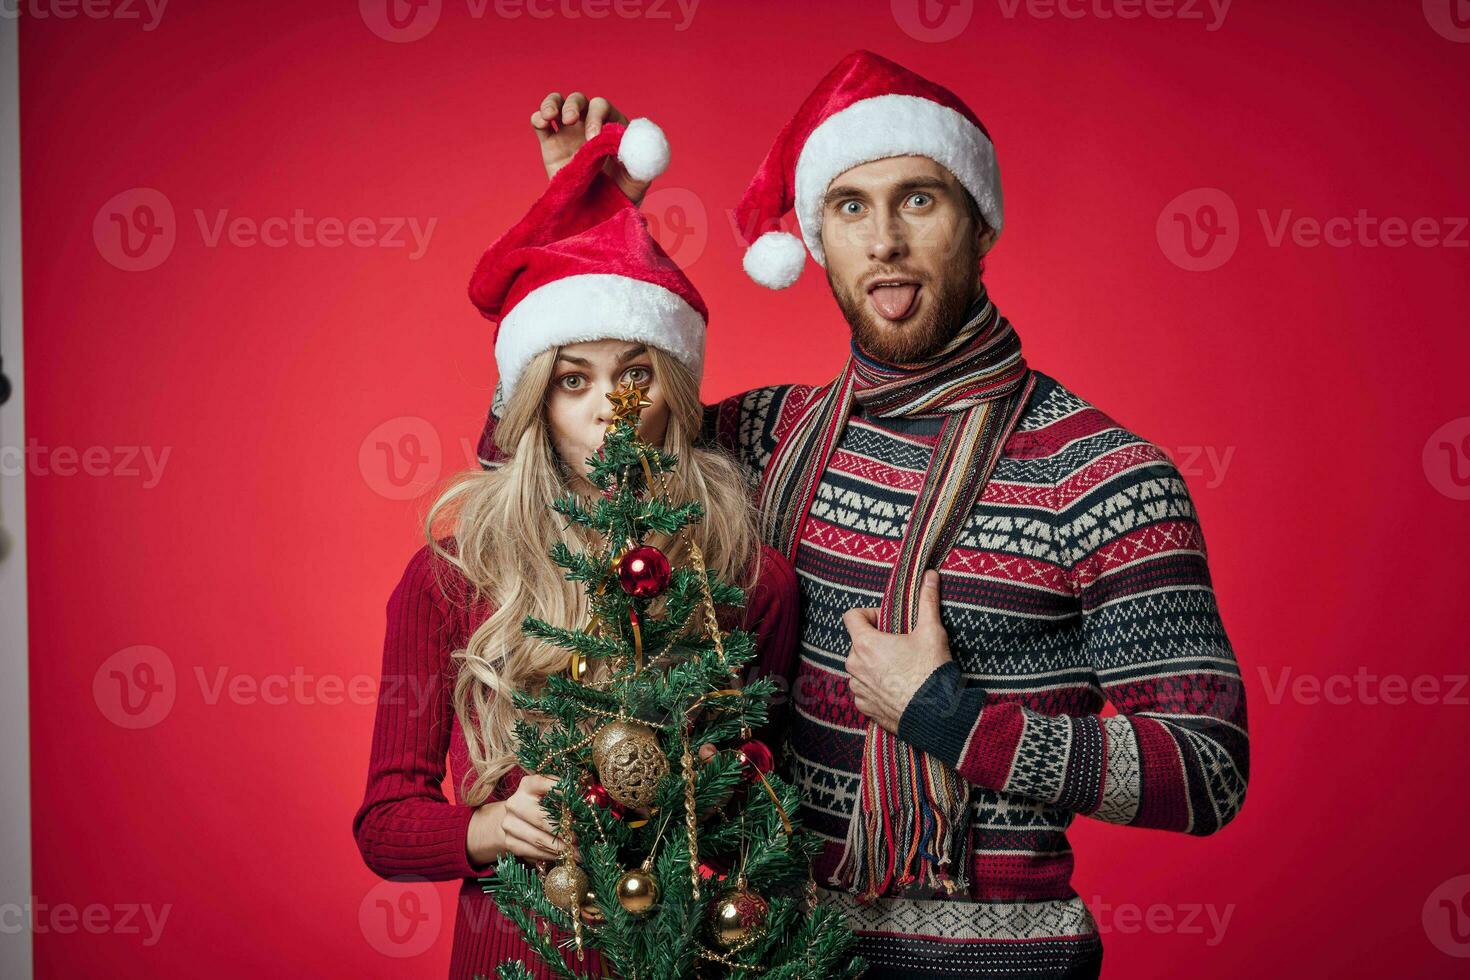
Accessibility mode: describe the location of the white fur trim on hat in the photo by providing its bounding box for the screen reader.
[743,231,807,290]
[792,93,1002,267]
[618,117,671,183]
[495,273,706,404]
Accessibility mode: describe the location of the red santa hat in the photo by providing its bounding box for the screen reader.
[468,118,707,405]
[735,50,1003,290]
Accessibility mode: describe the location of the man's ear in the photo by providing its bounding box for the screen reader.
[976,222,998,258]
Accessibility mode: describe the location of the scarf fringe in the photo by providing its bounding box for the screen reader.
[832,727,973,901]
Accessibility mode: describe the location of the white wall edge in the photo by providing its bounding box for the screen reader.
[0,10,31,980]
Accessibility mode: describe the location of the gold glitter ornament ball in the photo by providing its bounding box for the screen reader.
[591,720,668,809]
[542,859,590,913]
[614,867,660,915]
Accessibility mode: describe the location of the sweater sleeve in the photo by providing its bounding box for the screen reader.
[738,544,802,750]
[352,543,499,880]
[706,385,804,492]
[898,443,1249,835]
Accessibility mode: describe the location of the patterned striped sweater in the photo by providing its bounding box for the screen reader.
[707,367,1249,979]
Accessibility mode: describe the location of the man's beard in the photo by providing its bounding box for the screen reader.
[828,241,981,366]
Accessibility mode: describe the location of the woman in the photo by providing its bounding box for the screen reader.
[352,120,800,978]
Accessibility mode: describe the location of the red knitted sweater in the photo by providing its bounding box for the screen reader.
[352,537,801,979]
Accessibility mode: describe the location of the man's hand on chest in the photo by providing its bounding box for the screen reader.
[842,569,954,734]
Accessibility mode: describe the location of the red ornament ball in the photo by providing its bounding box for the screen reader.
[617,545,671,598]
[583,782,627,820]
[735,740,774,781]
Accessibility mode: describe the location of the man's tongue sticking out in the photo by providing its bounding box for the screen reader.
[869,282,921,321]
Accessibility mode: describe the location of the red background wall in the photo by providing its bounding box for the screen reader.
[19,0,1470,976]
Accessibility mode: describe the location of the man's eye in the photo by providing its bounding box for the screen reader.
[622,365,652,386]
[839,200,864,216]
[907,192,933,208]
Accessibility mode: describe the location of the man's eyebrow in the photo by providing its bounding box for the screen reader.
[891,176,951,194]
[824,184,866,206]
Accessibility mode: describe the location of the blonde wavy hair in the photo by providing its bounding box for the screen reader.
[424,346,761,806]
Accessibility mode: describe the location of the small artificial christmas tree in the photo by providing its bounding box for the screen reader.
[480,380,865,980]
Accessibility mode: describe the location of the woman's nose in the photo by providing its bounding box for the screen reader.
[592,384,615,426]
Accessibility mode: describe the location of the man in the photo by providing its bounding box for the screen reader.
[484,50,1248,979]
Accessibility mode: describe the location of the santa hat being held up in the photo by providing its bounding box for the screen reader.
[468,117,707,408]
[736,49,1003,290]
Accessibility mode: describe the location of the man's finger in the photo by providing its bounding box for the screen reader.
[918,569,944,628]
[538,92,563,122]
[842,606,879,636]
[562,91,588,123]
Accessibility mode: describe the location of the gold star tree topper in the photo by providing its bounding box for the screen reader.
[606,380,653,425]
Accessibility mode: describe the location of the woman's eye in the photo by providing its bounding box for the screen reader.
[558,374,585,391]
[621,366,652,386]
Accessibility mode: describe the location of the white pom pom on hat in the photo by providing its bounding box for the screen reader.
[742,231,807,290]
[733,50,1004,290]
[617,117,671,183]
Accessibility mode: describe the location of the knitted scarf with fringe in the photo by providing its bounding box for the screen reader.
[757,285,1035,901]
